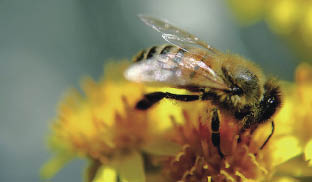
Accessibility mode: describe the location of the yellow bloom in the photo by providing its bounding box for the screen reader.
[260,63,312,182]
[273,63,312,167]
[42,60,312,182]
[227,0,312,61]
[147,63,312,182]
[157,103,274,182]
[266,0,300,35]
[41,61,181,182]
[227,0,265,26]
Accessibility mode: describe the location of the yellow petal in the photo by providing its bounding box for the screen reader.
[272,176,299,182]
[266,0,299,34]
[40,153,74,179]
[111,151,145,182]
[275,154,312,177]
[142,138,181,156]
[271,136,302,167]
[304,139,312,166]
[93,165,117,182]
[85,160,102,182]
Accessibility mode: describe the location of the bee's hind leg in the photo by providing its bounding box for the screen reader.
[136,92,166,110]
[211,109,224,158]
[136,92,199,110]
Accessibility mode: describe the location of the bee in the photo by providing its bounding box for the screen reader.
[125,15,282,157]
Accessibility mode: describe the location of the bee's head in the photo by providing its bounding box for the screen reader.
[257,78,282,123]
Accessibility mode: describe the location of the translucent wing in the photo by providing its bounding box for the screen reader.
[125,53,230,90]
[138,15,222,56]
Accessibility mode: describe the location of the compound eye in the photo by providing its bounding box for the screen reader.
[265,95,279,110]
[267,96,279,107]
[267,97,275,104]
[232,86,243,95]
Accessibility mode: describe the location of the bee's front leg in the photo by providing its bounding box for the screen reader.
[259,121,275,150]
[211,109,224,158]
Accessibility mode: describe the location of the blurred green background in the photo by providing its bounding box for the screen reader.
[0,0,301,182]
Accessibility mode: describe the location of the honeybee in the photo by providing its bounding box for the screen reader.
[125,15,282,157]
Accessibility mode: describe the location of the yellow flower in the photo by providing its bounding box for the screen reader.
[42,60,312,182]
[146,63,312,182]
[266,0,300,35]
[227,0,304,33]
[41,61,181,182]
[227,0,265,26]
[227,0,312,61]
[273,63,312,165]
[156,102,274,182]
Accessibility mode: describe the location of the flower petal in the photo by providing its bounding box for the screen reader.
[93,165,117,182]
[40,152,74,179]
[85,160,101,182]
[275,154,312,177]
[111,151,145,182]
[304,139,312,166]
[142,138,181,156]
[271,136,302,167]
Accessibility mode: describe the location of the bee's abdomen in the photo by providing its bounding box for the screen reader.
[133,49,146,62]
[132,44,176,62]
[160,45,174,55]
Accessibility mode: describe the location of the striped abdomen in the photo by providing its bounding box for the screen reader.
[132,44,185,62]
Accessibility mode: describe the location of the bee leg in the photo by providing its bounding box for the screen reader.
[136,92,166,110]
[259,121,275,150]
[136,92,199,110]
[211,109,224,158]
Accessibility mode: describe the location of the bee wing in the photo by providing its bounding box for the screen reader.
[138,15,222,56]
[125,53,230,90]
